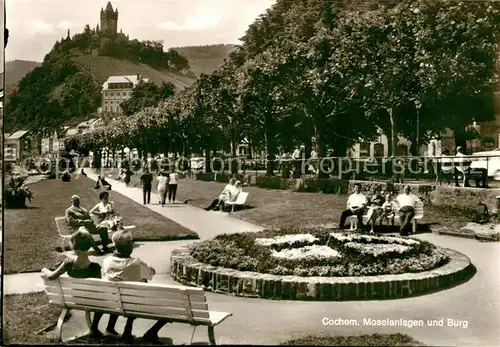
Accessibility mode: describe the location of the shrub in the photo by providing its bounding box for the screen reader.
[255,176,294,190]
[299,179,349,194]
[4,176,34,209]
[190,228,449,277]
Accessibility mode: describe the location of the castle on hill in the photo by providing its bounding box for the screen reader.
[61,1,122,42]
[100,1,119,38]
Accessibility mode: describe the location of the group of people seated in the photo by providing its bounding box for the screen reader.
[41,230,165,343]
[205,178,242,211]
[65,192,120,254]
[339,183,421,236]
[45,191,165,343]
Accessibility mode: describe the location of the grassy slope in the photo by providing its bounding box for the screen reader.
[172,44,237,76]
[4,60,42,94]
[70,55,197,91]
[3,176,198,274]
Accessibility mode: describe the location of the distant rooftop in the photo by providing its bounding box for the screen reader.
[102,75,149,90]
[8,130,29,140]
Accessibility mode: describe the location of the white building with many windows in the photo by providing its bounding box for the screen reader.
[101,74,148,119]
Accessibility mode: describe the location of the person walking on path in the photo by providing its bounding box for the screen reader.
[157,171,168,206]
[140,168,153,205]
[167,167,179,204]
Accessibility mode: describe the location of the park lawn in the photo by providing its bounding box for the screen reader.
[176,179,471,230]
[282,333,426,346]
[98,170,472,230]
[4,176,198,274]
[3,293,61,345]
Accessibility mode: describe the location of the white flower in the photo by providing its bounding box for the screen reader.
[255,233,319,246]
[345,242,410,256]
[271,245,341,260]
[329,233,420,246]
[378,236,420,246]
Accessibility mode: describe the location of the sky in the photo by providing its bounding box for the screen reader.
[5,0,275,62]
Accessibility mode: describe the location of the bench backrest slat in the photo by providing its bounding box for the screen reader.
[120,295,208,311]
[121,303,209,319]
[55,216,73,236]
[57,276,118,290]
[117,287,206,305]
[235,192,248,204]
[46,282,118,294]
[43,277,211,322]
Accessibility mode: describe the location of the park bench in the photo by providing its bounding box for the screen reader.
[432,157,487,187]
[225,192,249,213]
[54,217,134,251]
[347,200,424,233]
[41,276,233,344]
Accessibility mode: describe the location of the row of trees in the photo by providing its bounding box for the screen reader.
[66,0,500,176]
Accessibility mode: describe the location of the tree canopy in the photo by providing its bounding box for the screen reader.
[64,0,500,170]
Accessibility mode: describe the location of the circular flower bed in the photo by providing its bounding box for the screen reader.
[189,229,450,277]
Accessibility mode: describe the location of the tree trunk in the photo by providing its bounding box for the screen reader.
[204,148,212,173]
[247,140,253,159]
[388,107,396,157]
[265,128,277,176]
[314,124,328,179]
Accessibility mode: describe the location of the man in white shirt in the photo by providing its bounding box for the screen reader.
[292,145,302,177]
[395,185,420,236]
[102,231,168,344]
[339,183,368,231]
[309,147,319,174]
[454,146,472,187]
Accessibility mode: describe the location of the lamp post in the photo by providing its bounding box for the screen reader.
[414,99,422,155]
[169,115,173,155]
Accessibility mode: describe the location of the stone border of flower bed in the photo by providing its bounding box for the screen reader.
[170,247,474,301]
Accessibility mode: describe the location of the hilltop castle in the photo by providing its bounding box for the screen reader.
[99,2,118,38]
[60,1,120,42]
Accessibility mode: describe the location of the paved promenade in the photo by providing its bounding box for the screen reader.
[4,173,500,346]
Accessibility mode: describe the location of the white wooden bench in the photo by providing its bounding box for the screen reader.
[347,200,424,233]
[55,217,134,251]
[42,276,233,344]
[225,192,249,213]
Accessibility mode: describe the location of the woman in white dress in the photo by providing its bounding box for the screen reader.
[156,171,169,206]
[90,191,122,231]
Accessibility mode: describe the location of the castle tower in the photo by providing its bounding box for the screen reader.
[100,1,118,38]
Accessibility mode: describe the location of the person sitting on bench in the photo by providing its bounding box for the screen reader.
[339,183,367,231]
[90,191,122,231]
[205,178,238,211]
[102,231,169,344]
[41,230,120,338]
[65,195,110,254]
[395,185,420,236]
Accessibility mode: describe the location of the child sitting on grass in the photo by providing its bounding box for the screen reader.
[379,194,396,226]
